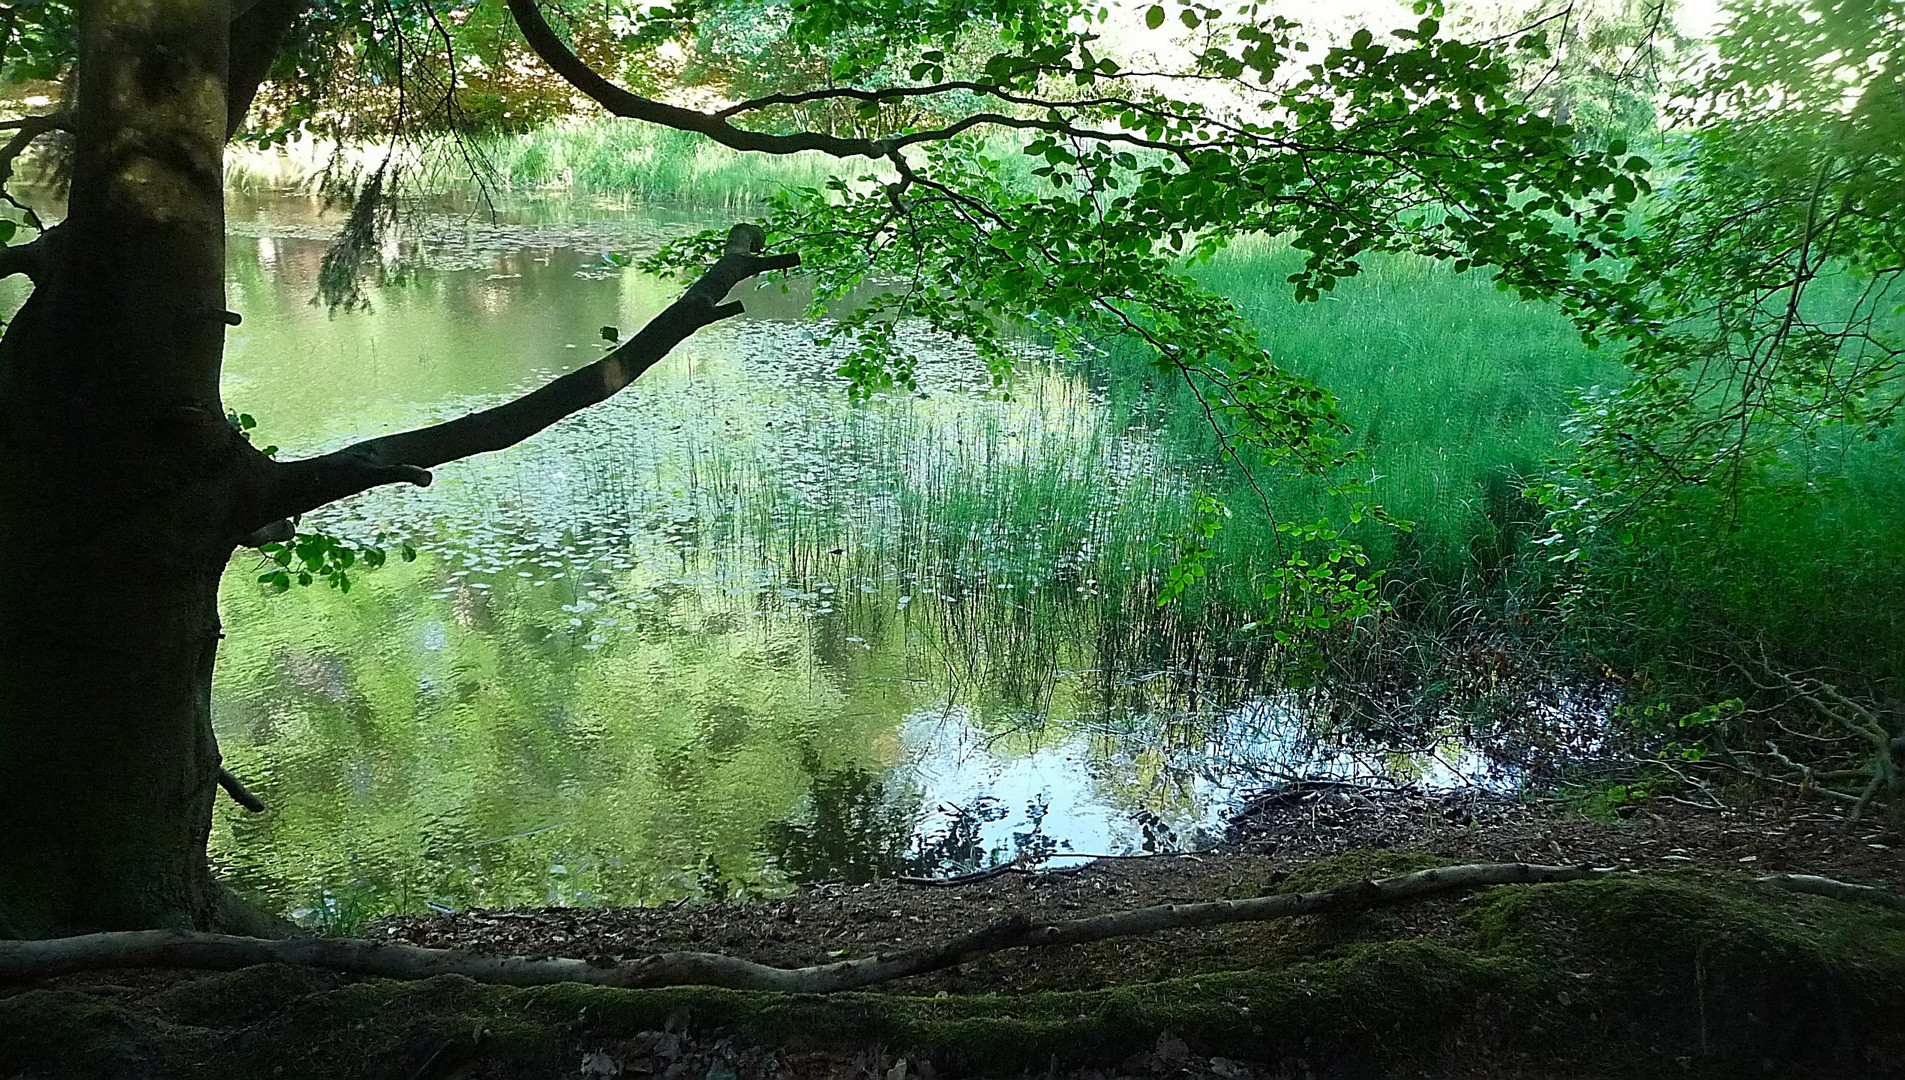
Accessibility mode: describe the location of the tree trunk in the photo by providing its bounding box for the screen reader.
[0,0,796,938]
[0,0,276,938]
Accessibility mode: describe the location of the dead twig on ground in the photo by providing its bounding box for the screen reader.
[1731,647,1904,821]
[1756,873,1905,911]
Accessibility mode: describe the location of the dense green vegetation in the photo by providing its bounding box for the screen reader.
[221,61,1905,806]
[4,2,1905,1076]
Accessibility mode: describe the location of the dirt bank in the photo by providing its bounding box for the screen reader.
[3,793,1902,1079]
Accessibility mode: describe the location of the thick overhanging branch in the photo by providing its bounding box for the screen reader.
[506,0,881,158]
[0,112,71,190]
[251,224,797,529]
[0,229,54,282]
[238,518,296,548]
[228,0,305,139]
[505,0,1215,161]
[0,862,1610,989]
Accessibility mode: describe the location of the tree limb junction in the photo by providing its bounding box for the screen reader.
[227,0,306,139]
[0,112,70,190]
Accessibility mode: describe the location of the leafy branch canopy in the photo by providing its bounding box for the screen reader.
[1,0,1661,641]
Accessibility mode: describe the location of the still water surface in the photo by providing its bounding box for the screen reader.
[207,195,1515,924]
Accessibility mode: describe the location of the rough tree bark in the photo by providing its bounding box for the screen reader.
[0,0,260,939]
[0,0,794,939]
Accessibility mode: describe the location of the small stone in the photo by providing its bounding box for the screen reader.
[580,1051,623,1076]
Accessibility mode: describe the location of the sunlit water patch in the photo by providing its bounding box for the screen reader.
[206,196,1577,926]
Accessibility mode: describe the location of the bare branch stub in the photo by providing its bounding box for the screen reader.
[248,224,798,532]
[216,768,267,814]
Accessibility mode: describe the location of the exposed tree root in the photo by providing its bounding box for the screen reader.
[0,862,1607,992]
[8,863,1895,995]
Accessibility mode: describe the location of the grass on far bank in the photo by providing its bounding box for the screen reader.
[226,120,860,208]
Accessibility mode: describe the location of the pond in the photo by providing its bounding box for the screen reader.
[205,193,1540,927]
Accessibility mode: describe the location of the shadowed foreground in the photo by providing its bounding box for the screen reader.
[4,856,1904,1078]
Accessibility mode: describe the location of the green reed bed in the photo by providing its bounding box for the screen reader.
[1203,241,1613,551]
[676,367,1287,713]
[1067,238,1627,626]
[471,120,850,205]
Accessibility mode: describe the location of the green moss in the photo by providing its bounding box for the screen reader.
[1464,872,1905,1065]
[1272,849,1453,894]
[5,868,1903,1078]
[0,988,177,1076]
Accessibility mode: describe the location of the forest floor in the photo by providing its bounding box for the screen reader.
[5,789,1904,1079]
[380,786,1905,992]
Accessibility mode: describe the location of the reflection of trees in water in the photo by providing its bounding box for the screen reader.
[765,761,1076,883]
[764,762,918,885]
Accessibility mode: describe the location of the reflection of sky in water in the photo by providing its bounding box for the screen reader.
[898,693,1517,868]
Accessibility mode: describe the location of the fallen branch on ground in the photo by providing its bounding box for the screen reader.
[1757,873,1905,911]
[0,862,1604,992]
[1732,648,1905,821]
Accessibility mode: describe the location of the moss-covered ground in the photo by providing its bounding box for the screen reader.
[4,856,1903,1078]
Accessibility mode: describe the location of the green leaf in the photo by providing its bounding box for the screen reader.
[1145,5,1165,29]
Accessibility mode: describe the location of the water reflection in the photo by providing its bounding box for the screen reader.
[208,197,1554,924]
